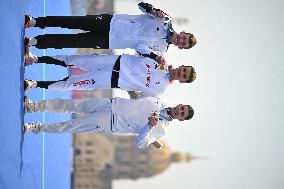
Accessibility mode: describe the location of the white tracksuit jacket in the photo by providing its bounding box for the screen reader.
[109,2,172,54]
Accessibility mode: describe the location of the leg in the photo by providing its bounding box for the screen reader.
[33,98,111,114]
[26,69,112,91]
[41,110,112,133]
[35,15,113,31]
[24,77,68,91]
[37,56,68,67]
[35,54,101,67]
[47,71,112,90]
[34,32,109,49]
[36,80,66,89]
[26,53,118,69]
[51,54,118,72]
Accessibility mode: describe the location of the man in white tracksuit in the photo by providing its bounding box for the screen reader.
[24,48,196,97]
[24,96,194,148]
[24,2,197,54]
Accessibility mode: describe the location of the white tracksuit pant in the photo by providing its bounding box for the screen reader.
[48,54,118,90]
[37,98,113,133]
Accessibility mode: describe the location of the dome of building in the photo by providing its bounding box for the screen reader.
[113,140,198,180]
[147,142,196,176]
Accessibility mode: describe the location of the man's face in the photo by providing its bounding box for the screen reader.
[170,104,189,121]
[170,66,192,83]
[171,31,191,49]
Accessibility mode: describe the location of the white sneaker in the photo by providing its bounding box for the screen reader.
[24,79,37,91]
[25,51,38,66]
[25,15,36,28]
[24,122,41,134]
[24,96,38,113]
[25,37,37,48]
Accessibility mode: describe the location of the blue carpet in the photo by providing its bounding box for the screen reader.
[0,0,74,188]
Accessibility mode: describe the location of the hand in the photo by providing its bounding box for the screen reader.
[151,10,166,19]
[155,56,166,70]
[127,91,140,99]
[148,112,159,128]
[156,56,166,65]
[152,141,163,149]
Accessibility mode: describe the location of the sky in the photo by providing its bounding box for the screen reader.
[113,0,284,189]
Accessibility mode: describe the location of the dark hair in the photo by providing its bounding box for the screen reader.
[185,33,197,49]
[185,66,196,83]
[185,105,194,120]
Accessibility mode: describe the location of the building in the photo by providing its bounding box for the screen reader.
[72,133,199,189]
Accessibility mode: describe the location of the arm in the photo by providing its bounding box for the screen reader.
[135,44,158,60]
[135,123,153,148]
[136,113,165,148]
[138,2,160,14]
[135,44,167,64]
[138,2,167,19]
